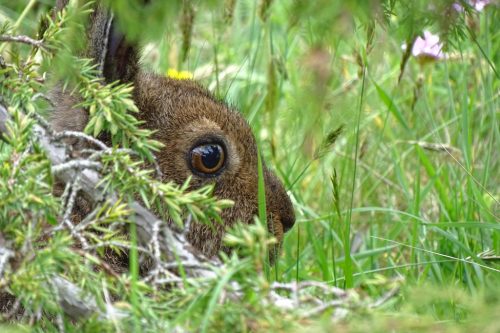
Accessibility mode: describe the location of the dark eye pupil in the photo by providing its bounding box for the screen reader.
[200,145,221,169]
[190,143,225,176]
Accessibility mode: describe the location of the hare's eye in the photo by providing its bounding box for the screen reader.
[189,144,225,176]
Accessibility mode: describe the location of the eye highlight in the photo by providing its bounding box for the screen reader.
[189,144,225,176]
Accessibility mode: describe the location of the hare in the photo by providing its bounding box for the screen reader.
[50,1,295,260]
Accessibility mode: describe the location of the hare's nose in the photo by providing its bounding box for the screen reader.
[264,168,295,233]
[281,209,295,233]
[279,189,295,233]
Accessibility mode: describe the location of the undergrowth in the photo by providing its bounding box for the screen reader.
[0,0,498,332]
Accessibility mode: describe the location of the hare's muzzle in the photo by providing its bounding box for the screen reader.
[264,168,295,236]
[281,209,295,233]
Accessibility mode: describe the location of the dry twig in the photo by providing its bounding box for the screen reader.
[0,34,45,49]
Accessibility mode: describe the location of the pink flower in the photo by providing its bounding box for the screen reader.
[453,0,491,12]
[472,0,490,11]
[411,31,444,60]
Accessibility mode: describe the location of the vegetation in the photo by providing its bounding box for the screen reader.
[0,0,498,332]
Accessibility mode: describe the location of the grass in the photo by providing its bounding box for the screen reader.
[0,0,499,331]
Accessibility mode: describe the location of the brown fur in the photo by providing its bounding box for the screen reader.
[51,1,295,260]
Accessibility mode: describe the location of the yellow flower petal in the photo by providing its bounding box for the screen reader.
[166,69,193,80]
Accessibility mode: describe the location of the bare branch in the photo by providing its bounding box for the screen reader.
[54,130,108,150]
[51,159,102,175]
[0,34,45,49]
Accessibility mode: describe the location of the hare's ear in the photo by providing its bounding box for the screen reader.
[54,0,139,83]
[87,3,139,83]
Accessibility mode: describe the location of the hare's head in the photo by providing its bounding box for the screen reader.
[54,2,295,260]
[133,73,295,258]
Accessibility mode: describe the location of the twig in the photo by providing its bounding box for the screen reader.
[0,34,45,49]
[51,159,102,175]
[59,174,90,249]
[54,130,108,150]
[269,281,352,315]
[30,109,55,135]
[301,299,350,317]
[74,208,100,232]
